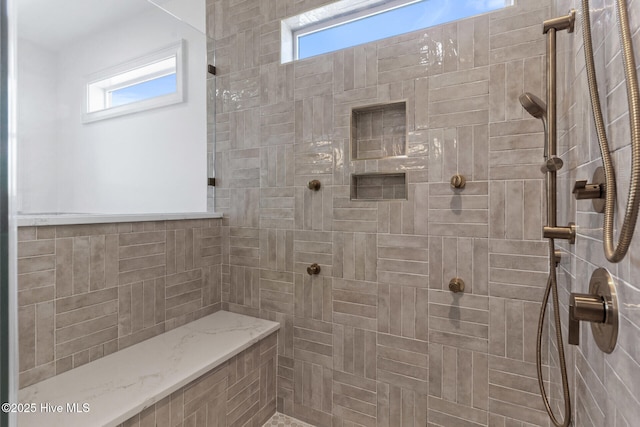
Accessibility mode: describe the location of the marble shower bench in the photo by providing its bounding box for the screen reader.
[18,311,280,427]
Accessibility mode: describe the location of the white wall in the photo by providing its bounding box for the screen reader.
[18,2,207,214]
[150,0,206,34]
[17,39,59,213]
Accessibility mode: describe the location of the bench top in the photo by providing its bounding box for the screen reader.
[18,311,280,427]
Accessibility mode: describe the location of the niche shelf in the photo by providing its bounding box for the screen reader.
[351,172,407,201]
[351,102,407,160]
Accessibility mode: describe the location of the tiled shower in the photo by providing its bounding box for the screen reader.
[8,0,640,426]
[211,0,640,424]
[213,0,551,424]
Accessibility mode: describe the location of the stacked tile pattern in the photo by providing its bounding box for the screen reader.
[117,332,277,427]
[210,0,555,425]
[551,0,640,425]
[17,219,222,388]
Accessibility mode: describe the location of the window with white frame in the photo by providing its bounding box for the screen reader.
[281,0,514,63]
[83,41,185,123]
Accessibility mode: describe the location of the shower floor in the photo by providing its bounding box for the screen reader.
[262,412,315,427]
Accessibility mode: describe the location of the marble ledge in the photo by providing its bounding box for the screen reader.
[18,311,280,427]
[16,211,223,227]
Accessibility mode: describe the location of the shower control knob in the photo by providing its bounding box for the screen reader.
[448,278,465,293]
[450,174,466,189]
[568,268,618,353]
[569,293,605,345]
[572,167,606,213]
[573,180,602,199]
[307,263,321,275]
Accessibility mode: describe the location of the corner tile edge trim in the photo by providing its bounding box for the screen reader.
[18,311,280,427]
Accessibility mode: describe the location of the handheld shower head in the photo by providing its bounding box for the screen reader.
[520,92,549,159]
[519,92,547,119]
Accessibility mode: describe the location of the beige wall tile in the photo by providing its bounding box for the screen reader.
[18,219,223,388]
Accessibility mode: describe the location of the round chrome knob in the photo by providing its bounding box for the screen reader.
[449,277,465,293]
[450,174,466,189]
[308,180,321,191]
[307,263,321,275]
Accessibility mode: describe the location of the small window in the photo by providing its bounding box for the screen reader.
[282,0,513,62]
[83,41,184,123]
[106,62,177,108]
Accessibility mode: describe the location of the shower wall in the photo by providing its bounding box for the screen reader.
[17,219,222,389]
[210,0,555,425]
[553,0,640,425]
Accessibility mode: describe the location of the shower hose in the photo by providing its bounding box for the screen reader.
[537,1,640,426]
[537,238,571,427]
[583,0,640,263]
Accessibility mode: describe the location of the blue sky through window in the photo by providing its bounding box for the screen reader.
[298,0,506,59]
[109,73,177,108]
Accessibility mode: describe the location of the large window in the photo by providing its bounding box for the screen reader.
[282,0,513,62]
[83,41,184,123]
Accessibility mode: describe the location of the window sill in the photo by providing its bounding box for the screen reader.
[16,211,223,227]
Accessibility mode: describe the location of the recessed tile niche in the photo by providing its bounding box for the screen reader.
[351,173,407,201]
[351,102,407,160]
